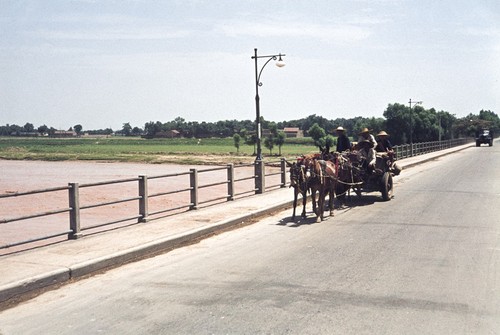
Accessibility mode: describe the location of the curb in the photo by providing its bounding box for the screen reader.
[70,198,294,279]
[0,268,70,305]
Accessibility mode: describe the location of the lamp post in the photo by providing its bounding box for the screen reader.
[252,48,286,161]
[408,98,422,156]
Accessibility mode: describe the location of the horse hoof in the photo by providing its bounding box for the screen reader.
[329,211,334,216]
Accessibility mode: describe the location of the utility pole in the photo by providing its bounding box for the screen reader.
[408,99,422,156]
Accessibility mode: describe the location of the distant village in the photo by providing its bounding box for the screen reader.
[2,127,304,139]
[2,106,499,145]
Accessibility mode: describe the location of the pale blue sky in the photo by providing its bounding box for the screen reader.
[1,0,499,130]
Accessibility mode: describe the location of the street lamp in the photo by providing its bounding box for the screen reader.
[252,48,286,160]
[408,98,422,156]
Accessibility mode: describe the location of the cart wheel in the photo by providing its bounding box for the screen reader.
[380,172,393,201]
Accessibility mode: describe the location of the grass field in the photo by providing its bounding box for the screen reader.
[0,136,319,165]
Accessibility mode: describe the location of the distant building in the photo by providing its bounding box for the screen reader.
[50,130,76,138]
[154,130,181,138]
[283,127,303,138]
[11,132,39,137]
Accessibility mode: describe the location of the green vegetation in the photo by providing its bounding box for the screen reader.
[0,136,318,165]
[4,108,499,145]
[2,107,498,165]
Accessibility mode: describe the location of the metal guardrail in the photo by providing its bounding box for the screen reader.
[1,160,287,251]
[393,138,472,159]
[0,138,471,251]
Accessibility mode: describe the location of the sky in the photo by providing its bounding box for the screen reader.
[1,0,499,131]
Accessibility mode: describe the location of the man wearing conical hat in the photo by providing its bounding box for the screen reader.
[335,126,351,152]
[375,130,393,153]
[355,128,376,172]
[357,127,376,148]
[358,138,377,171]
[375,130,401,175]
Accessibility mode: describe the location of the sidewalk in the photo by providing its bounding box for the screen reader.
[0,143,473,307]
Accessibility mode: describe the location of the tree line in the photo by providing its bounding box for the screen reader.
[0,123,113,136]
[2,103,498,146]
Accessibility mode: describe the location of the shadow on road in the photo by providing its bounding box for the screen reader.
[277,192,387,228]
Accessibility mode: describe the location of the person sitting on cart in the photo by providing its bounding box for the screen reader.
[358,139,377,173]
[376,131,402,175]
[335,126,351,152]
[357,127,376,148]
[375,131,394,153]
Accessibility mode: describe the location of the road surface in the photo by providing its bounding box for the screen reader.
[0,145,499,334]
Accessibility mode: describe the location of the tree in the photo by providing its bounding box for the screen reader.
[73,124,83,135]
[302,114,333,135]
[275,131,286,156]
[308,123,326,150]
[37,124,49,135]
[436,110,456,141]
[132,127,143,136]
[384,103,410,144]
[233,133,241,154]
[144,121,163,137]
[264,136,274,155]
[8,124,23,136]
[122,123,132,136]
[478,109,500,135]
[246,133,257,155]
[23,123,34,133]
[324,134,335,152]
[0,125,9,136]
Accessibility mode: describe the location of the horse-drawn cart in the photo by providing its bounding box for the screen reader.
[336,151,400,201]
[286,150,401,222]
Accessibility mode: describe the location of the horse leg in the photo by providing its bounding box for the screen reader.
[316,187,324,223]
[301,189,307,218]
[311,186,317,216]
[291,187,298,221]
[355,186,362,198]
[329,185,335,217]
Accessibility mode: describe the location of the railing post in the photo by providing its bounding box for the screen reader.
[68,183,82,240]
[227,163,234,201]
[280,158,287,188]
[138,175,148,222]
[254,159,265,194]
[190,168,198,210]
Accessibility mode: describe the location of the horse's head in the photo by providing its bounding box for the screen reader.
[288,162,300,188]
[289,160,309,190]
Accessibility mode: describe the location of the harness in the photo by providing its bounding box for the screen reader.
[288,153,365,201]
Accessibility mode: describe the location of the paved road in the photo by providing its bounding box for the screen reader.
[0,145,499,334]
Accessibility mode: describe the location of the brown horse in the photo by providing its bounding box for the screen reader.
[333,151,364,201]
[306,158,337,222]
[287,159,313,220]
